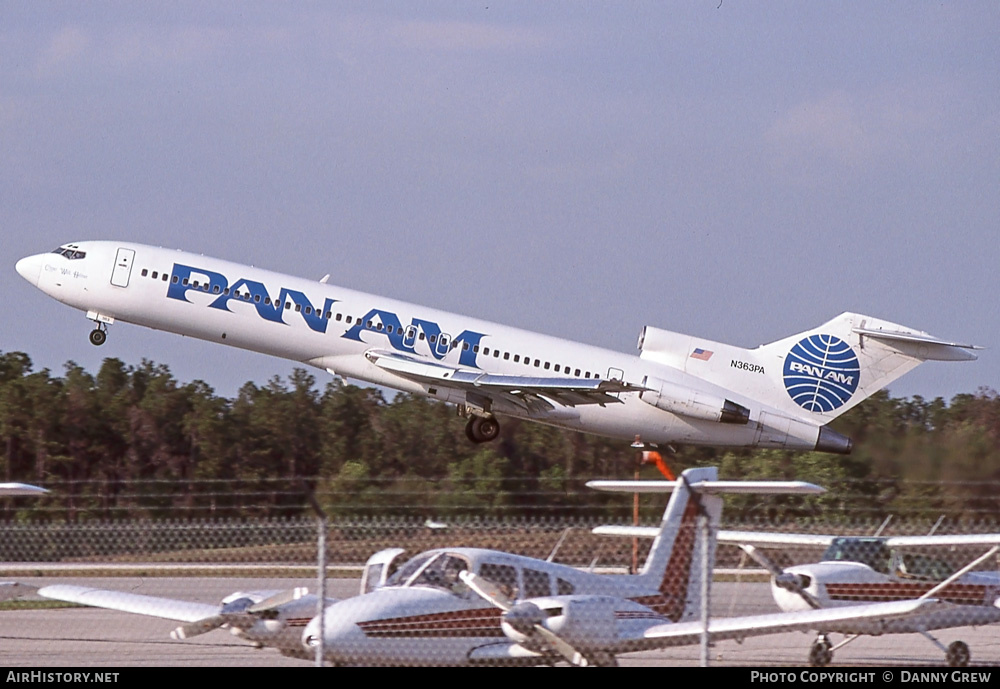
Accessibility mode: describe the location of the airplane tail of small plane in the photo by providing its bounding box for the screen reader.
[639,312,979,427]
[635,466,720,623]
[587,467,826,624]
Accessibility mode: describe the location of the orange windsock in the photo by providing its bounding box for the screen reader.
[641,450,676,480]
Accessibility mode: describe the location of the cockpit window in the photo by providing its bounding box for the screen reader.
[384,552,436,587]
[409,554,470,593]
[51,247,86,260]
[821,538,892,575]
[898,553,955,581]
[383,552,470,595]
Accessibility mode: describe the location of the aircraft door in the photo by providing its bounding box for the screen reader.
[110,248,136,288]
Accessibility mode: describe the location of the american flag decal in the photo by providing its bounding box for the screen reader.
[690,348,713,361]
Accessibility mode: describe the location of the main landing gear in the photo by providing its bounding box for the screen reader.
[807,632,971,667]
[465,416,500,443]
[808,635,833,667]
[89,323,108,346]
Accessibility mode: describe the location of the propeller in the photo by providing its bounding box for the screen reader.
[459,571,592,667]
[739,544,822,609]
[171,588,308,640]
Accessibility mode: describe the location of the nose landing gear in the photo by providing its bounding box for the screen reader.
[85,311,113,346]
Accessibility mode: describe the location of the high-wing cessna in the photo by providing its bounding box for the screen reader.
[16,241,979,451]
[716,531,1000,667]
[299,467,942,666]
[30,584,336,660]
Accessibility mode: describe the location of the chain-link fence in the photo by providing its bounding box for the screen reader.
[2,483,999,668]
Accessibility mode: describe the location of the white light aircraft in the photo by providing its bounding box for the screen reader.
[722,532,1000,667]
[298,466,943,666]
[597,521,1000,666]
[31,584,336,659]
[16,242,979,451]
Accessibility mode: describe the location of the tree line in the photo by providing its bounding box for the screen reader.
[1,351,998,523]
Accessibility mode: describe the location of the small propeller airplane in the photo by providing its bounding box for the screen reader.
[299,467,944,666]
[722,532,1000,668]
[596,517,1000,667]
[16,241,980,452]
[29,584,337,660]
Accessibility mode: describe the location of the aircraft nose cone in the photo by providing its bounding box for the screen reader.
[15,254,43,287]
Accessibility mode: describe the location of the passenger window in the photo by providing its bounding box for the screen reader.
[479,563,519,600]
[483,347,489,355]
[513,355,520,363]
[162,274,168,281]
[544,362,550,370]
[523,569,550,598]
[503,352,509,360]
[152,271,158,279]
[141,269,148,277]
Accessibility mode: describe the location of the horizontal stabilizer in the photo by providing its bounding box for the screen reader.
[852,326,981,361]
[586,480,825,495]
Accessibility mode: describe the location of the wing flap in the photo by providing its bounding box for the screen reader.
[365,349,645,409]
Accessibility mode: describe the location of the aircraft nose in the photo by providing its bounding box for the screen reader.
[15,254,43,287]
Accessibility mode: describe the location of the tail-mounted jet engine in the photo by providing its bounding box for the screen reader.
[639,376,750,425]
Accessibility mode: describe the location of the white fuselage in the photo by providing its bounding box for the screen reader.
[772,561,1000,635]
[301,547,673,666]
[15,240,823,449]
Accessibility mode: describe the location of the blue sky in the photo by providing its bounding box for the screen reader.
[3,2,997,402]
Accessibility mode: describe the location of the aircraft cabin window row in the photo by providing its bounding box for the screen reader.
[140,267,600,379]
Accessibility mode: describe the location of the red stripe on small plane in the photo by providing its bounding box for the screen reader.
[826,582,991,606]
[358,607,505,638]
[657,497,700,621]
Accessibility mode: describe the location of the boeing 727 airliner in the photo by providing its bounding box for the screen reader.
[15,241,979,452]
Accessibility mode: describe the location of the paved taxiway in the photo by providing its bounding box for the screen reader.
[2,578,998,667]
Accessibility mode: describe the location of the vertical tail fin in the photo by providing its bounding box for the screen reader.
[588,469,825,623]
[640,312,979,425]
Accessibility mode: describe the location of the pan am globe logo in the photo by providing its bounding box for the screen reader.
[783,334,860,413]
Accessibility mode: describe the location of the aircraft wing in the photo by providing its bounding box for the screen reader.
[715,531,1000,549]
[365,349,645,414]
[641,598,942,648]
[37,584,220,624]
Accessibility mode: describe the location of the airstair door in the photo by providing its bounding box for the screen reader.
[111,248,135,288]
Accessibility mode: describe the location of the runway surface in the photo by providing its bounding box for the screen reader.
[2,577,998,667]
